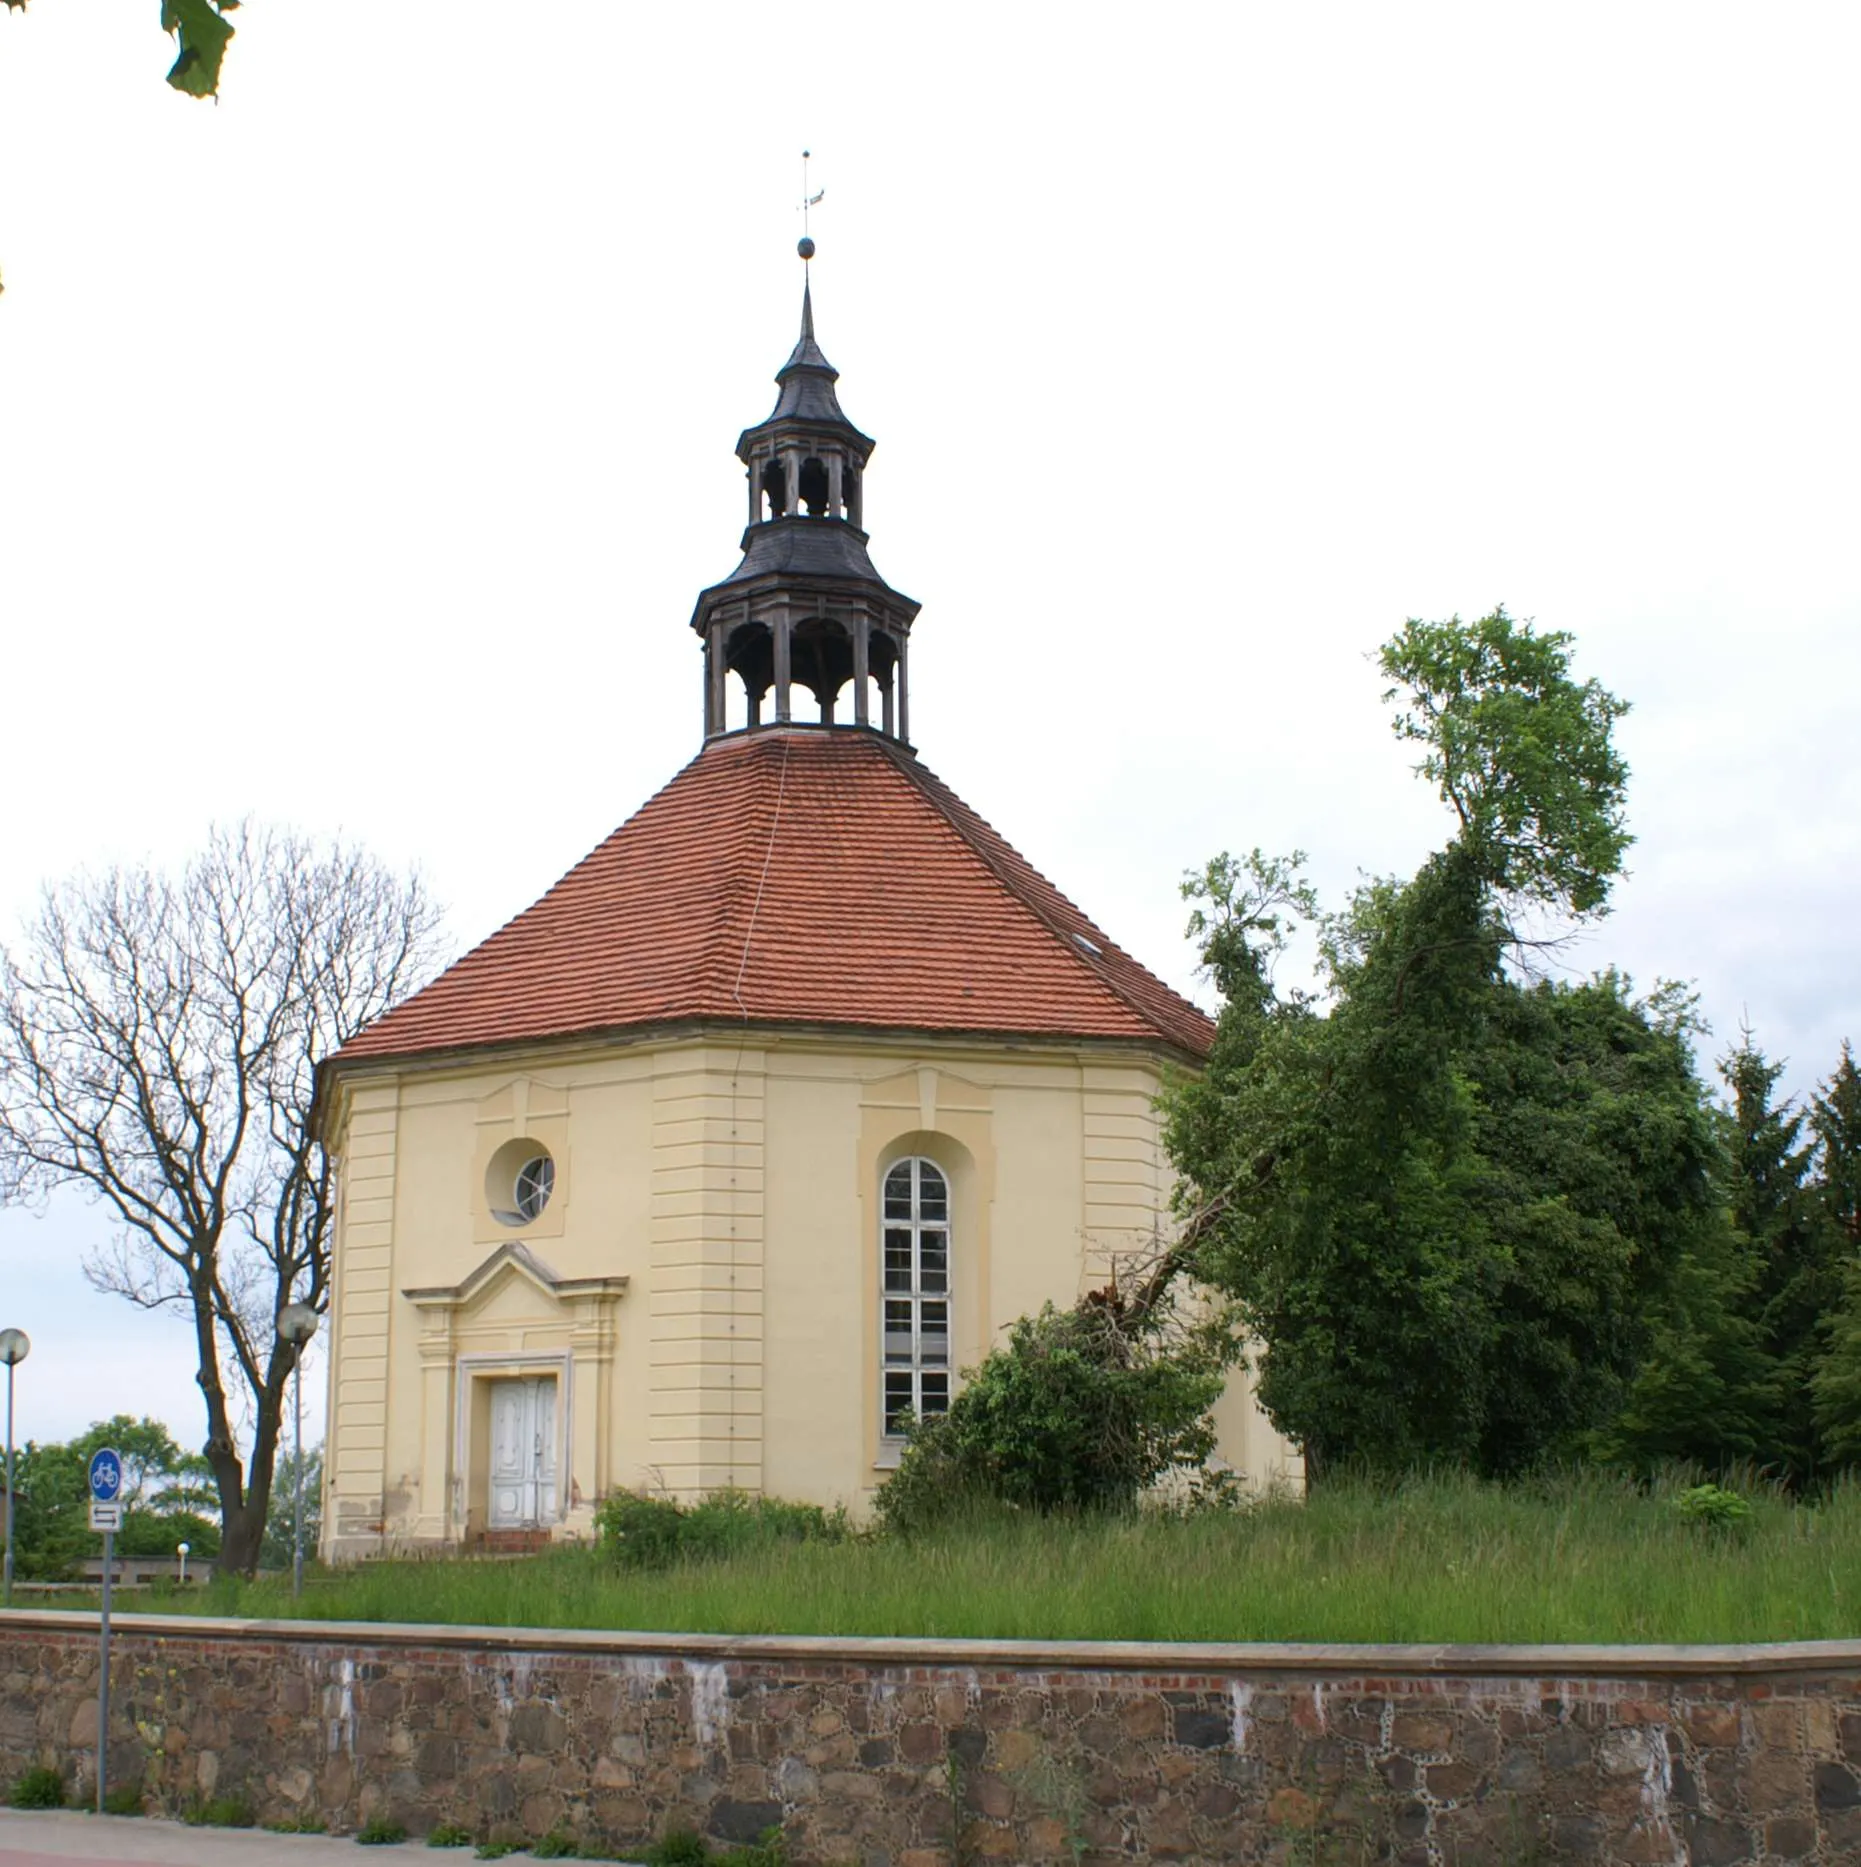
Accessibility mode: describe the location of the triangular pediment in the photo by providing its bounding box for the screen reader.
[401,1241,627,1313]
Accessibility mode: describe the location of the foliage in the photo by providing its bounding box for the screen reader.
[357,1814,410,1845]
[427,1821,476,1847]
[262,1813,327,1833]
[0,822,442,1573]
[103,1779,146,1815]
[260,1442,324,1571]
[8,1765,65,1809]
[1672,1482,1752,1530]
[7,1416,222,1581]
[0,1,239,99]
[1161,614,1750,1480]
[152,1469,1861,1644]
[184,1792,256,1827]
[1378,607,1631,915]
[646,1830,712,1866]
[595,1487,849,1571]
[530,1831,579,1859]
[877,1293,1232,1534]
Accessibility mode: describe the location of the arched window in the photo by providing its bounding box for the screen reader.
[882,1158,950,1436]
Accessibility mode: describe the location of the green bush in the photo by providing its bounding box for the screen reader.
[596,1487,849,1571]
[427,1821,476,1847]
[358,1813,409,1845]
[185,1793,257,1827]
[264,1814,328,1833]
[876,1298,1230,1535]
[645,1828,711,1865]
[531,1831,580,1858]
[102,1779,145,1816]
[1673,1482,1753,1530]
[8,1765,66,1810]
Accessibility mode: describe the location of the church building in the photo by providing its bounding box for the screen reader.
[317,255,1299,1558]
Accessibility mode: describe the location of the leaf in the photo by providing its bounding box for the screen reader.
[161,0,235,98]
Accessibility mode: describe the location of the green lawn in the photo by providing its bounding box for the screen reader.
[159,1471,1861,1645]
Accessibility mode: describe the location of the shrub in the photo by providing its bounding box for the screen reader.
[102,1779,145,1816]
[264,1814,328,1833]
[1673,1482,1753,1530]
[645,1828,712,1865]
[428,1821,476,1847]
[532,1832,578,1859]
[596,1488,849,1571]
[186,1793,257,1827]
[8,1766,66,1810]
[877,1296,1232,1535]
[733,1827,788,1867]
[358,1813,409,1845]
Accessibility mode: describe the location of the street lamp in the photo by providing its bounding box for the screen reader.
[0,1328,28,1609]
[276,1305,318,1601]
[176,1541,190,1588]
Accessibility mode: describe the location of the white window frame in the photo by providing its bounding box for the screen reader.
[881,1157,952,1438]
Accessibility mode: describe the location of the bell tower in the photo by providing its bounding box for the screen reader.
[691,241,921,743]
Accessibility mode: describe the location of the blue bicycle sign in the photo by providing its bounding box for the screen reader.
[88,1448,123,1504]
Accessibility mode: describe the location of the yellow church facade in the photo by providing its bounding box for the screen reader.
[318,271,1298,1560]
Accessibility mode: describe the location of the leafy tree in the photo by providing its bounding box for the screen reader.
[8,1416,221,1579]
[0,0,239,98]
[1164,612,1715,1479]
[260,1442,322,1572]
[0,824,441,1573]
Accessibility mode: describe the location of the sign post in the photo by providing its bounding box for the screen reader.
[87,1447,123,1815]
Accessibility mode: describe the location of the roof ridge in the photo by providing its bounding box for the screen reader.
[872,738,1211,1055]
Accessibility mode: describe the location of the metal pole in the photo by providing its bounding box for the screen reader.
[292,1344,304,1600]
[4,1361,15,1608]
[96,1527,114,1814]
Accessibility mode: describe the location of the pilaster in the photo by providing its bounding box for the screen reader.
[649,1045,767,1497]
[324,1081,399,1559]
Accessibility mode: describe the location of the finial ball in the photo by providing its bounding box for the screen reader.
[797,236,816,261]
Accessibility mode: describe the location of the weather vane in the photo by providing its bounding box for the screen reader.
[798,148,823,261]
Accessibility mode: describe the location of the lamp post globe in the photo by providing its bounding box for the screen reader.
[0,1328,26,1607]
[276,1305,318,1598]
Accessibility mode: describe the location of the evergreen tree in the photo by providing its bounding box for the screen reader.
[1716,1035,1835,1483]
[1810,1042,1861,1466]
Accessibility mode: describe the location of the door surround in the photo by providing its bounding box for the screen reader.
[453,1349,572,1536]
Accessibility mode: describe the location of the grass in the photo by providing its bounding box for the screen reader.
[138,1469,1861,1644]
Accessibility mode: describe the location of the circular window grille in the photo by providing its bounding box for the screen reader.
[513,1154,555,1223]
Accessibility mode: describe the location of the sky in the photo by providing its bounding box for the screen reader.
[1,3,1857,1453]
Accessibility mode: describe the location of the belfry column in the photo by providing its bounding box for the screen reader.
[897,633,910,744]
[707,622,727,736]
[853,619,871,726]
[773,615,793,723]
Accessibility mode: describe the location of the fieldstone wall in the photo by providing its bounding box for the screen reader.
[1,1613,1857,1863]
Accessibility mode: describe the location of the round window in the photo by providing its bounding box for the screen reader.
[487,1139,556,1228]
[513,1154,554,1222]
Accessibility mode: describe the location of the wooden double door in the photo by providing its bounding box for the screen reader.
[487,1376,558,1530]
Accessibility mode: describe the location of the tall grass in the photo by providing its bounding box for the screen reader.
[189,1468,1859,1644]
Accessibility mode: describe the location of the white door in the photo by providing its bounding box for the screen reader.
[487,1377,558,1529]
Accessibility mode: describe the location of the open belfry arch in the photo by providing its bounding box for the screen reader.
[317,235,1300,1559]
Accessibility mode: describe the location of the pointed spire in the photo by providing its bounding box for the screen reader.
[783,273,833,378]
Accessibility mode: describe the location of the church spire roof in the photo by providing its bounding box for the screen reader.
[692,245,919,744]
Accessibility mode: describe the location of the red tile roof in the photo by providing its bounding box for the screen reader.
[334,730,1214,1066]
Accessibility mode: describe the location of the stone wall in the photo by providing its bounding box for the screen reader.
[1,1612,1857,1863]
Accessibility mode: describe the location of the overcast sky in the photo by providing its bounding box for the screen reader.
[1,3,1857,1453]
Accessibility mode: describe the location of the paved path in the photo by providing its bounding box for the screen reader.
[0,1809,394,1864]
[0,1812,646,1864]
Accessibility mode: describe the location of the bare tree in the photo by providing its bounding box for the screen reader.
[0,823,443,1574]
